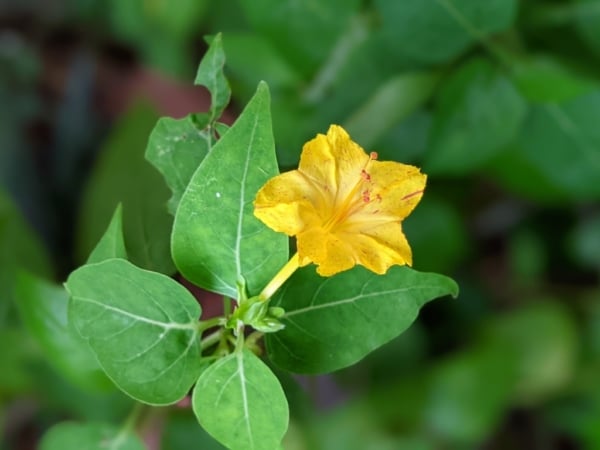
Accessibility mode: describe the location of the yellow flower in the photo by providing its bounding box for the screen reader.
[254,125,426,277]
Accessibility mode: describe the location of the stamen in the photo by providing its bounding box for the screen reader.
[402,190,424,201]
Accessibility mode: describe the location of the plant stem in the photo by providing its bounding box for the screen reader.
[198,316,224,332]
[258,253,300,301]
[111,402,146,448]
[201,329,223,350]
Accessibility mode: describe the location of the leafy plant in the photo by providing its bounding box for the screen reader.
[21,35,457,450]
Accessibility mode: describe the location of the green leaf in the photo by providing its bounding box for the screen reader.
[192,350,289,450]
[574,0,600,58]
[172,82,288,299]
[222,32,300,100]
[66,259,203,405]
[425,59,527,175]
[343,72,440,149]
[375,0,517,64]
[0,188,51,322]
[14,272,111,392]
[145,115,214,214]
[517,91,600,199]
[195,33,231,124]
[39,421,145,450]
[403,196,469,273]
[483,301,578,404]
[76,104,175,274]
[87,204,127,264]
[239,0,361,77]
[512,57,597,103]
[424,344,517,444]
[266,266,458,374]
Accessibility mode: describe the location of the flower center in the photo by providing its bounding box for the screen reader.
[323,152,379,232]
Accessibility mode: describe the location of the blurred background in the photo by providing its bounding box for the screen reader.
[1,0,600,449]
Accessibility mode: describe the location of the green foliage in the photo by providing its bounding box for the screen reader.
[239,0,361,77]
[86,204,127,264]
[7,1,600,448]
[192,350,288,450]
[172,83,288,299]
[267,266,458,374]
[425,59,527,175]
[14,272,111,392]
[39,422,145,450]
[146,33,231,214]
[375,0,518,64]
[76,105,175,274]
[66,259,203,405]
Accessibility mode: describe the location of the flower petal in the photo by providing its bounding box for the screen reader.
[365,161,427,220]
[299,125,369,209]
[297,227,356,276]
[254,171,322,236]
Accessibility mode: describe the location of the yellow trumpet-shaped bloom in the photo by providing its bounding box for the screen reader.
[254,125,427,277]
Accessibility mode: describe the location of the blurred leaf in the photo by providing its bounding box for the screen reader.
[66,259,203,405]
[309,402,430,450]
[512,57,597,102]
[344,72,440,149]
[267,266,458,374]
[106,0,209,77]
[195,33,230,124]
[162,411,226,450]
[14,272,111,392]
[223,32,300,99]
[0,327,35,397]
[172,83,288,299]
[483,301,578,404]
[0,189,51,279]
[77,104,175,274]
[507,228,547,287]
[375,111,432,164]
[87,204,127,264]
[517,92,600,199]
[0,188,51,322]
[567,213,600,269]
[39,421,144,450]
[239,0,361,77]
[404,196,468,273]
[374,0,518,64]
[485,146,572,203]
[425,59,527,175]
[574,0,600,58]
[424,344,517,444]
[192,350,289,450]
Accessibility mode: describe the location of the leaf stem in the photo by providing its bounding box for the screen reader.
[258,253,300,301]
[201,329,223,350]
[111,402,146,448]
[198,316,224,332]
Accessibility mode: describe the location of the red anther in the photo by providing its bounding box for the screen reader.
[360,169,371,182]
[376,194,382,202]
[362,190,371,203]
